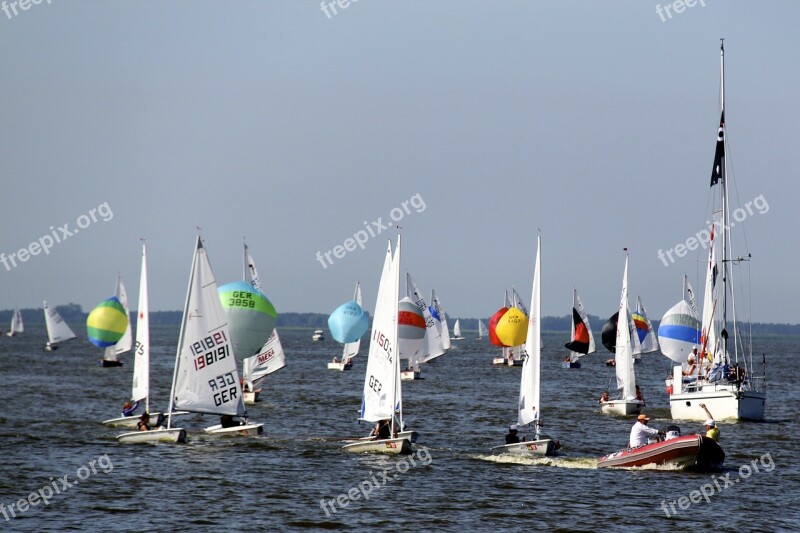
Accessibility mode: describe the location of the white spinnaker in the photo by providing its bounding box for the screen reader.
[44,301,76,344]
[172,238,244,417]
[104,276,132,360]
[360,240,400,423]
[518,236,541,428]
[614,255,636,399]
[131,244,150,405]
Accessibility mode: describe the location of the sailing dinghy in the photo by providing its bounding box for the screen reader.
[563,288,595,368]
[6,307,23,337]
[43,301,77,351]
[327,281,367,371]
[451,319,464,340]
[491,236,557,456]
[599,251,644,416]
[342,238,413,455]
[477,319,488,340]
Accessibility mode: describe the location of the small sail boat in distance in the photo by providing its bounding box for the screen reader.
[477,319,488,340]
[632,295,659,359]
[489,292,512,365]
[328,281,368,371]
[492,235,557,456]
[6,307,23,337]
[599,250,645,416]
[563,288,595,368]
[430,289,451,351]
[43,301,76,351]
[452,319,464,340]
[342,238,413,455]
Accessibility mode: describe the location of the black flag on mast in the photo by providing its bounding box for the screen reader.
[710,111,725,186]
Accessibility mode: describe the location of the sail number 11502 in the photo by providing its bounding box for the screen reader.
[372,330,392,362]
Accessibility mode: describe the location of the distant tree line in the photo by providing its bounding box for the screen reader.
[3,306,798,335]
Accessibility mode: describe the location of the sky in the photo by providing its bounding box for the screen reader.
[1,1,798,324]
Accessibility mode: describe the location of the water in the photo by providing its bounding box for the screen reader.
[1,327,798,532]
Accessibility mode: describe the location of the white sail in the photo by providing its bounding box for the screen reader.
[478,320,488,339]
[518,236,541,428]
[342,282,364,360]
[430,289,451,350]
[406,273,445,363]
[700,224,720,364]
[131,244,150,406]
[243,329,287,389]
[360,240,400,423]
[104,276,132,361]
[614,255,636,399]
[243,242,261,292]
[453,319,462,339]
[43,301,76,344]
[9,307,23,334]
[170,237,244,417]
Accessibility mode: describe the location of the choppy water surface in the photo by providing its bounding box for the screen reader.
[0,327,798,532]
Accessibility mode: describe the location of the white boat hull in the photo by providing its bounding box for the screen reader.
[116,427,187,444]
[102,411,189,428]
[397,430,419,443]
[669,387,766,421]
[327,361,352,371]
[492,357,506,365]
[342,437,412,455]
[491,438,555,456]
[400,370,421,380]
[600,399,644,416]
[203,422,264,436]
[243,390,261,405]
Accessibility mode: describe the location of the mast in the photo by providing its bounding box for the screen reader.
[392,236,402,436]
[167,236,202,429]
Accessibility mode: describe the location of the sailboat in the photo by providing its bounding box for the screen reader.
[492,236,557,456]
[342,238,413,455]
[43,301,76,351]
[501,289,529,366]
[664,44,766,421]
[327,281,367,371]
[632,296,659,359]
[430,289,451,352]
[599,251,644,416]
[563,288,595,368]
[477,319,488,340]
[398,295,426,380]
[6,307,23,337]
[90,276,132,367]
[658,276,701,366]
[240,243,284,401]
[451,319,464,340]
[489,292,512,365]
[407,273,445,367]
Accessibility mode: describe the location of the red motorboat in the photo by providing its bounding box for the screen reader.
[597,432,724,470]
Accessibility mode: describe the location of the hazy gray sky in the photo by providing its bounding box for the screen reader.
[1,1,797,324]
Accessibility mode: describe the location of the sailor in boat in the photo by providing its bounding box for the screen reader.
[699,403,720,442]
[137,412,151,432]
[635,385,645,403]
[332,356,339,363]
[629,414,664,448]
[505,424,520,444]
[370,419,391,440]
[220,414,243,429]
[121,400,140,417]
[598,391,610,404]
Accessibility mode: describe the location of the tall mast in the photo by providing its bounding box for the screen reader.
[719,39,730,363]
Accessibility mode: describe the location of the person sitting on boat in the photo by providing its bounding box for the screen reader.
[635,385,645,403]
[332,356,339,363]
[136,412,151,432]
[220,414,241,428]
[629,414,664,448]
[727,363,746,385]
[121,400,140,417]
[505,424,520,444]
[598,391,609,404]
[371,419,391,440]
[683,350,699,379]
[699,403,720,442]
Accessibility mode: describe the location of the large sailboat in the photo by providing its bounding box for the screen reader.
[491,236,557,456]
[665,43,766,421]
[342,238,413,455]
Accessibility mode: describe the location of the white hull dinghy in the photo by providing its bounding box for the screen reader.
[204,421,264,436]
[600,399,644,416]
[116,427,187,444]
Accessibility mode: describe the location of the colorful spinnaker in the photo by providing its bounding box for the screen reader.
[489,307,510,347]
[565,288,595,357]
[218,281,278,362]
[631,296,659,355]
[87,297,128,348]
[398,296,426,365]
[495,306,528,347]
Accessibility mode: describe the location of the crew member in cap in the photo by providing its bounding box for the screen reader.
[505,424,520,444]
[699,403,720,442]
[629,413,664,447]
[683,346,699,378]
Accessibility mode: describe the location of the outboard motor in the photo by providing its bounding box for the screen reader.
[664,424,681,440]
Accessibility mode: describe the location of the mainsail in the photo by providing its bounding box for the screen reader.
[518,236,541,428]
[131,244,150,407]
[44,301,76,345]
[565,288,595,361]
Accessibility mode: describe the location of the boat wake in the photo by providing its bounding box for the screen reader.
[469,454,598,470]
